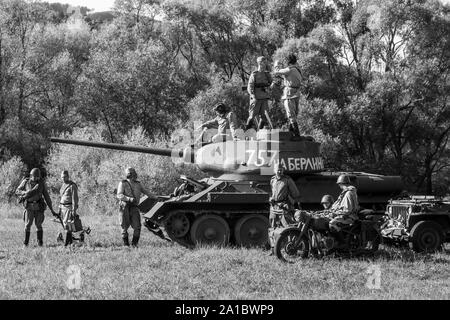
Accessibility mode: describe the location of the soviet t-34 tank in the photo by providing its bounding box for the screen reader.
[50,129,403,248]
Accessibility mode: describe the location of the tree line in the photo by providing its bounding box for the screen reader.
[0,0,449,195]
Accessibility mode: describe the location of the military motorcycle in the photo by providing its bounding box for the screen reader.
[272,210,385,262]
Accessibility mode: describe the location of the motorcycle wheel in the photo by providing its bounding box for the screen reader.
[275,229,309,263]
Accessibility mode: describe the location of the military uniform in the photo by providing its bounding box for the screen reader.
[269,174,300,227]
[329,185,359,232]
[59,180,79,245]
[247,70,272,130]
[274,65,303,135]
[16,178,53,246]
[201,111,238,142]
[117,179,155,246]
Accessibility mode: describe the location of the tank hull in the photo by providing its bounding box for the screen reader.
[142,171,403,247]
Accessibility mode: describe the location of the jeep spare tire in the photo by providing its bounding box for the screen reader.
[410,220,443,253]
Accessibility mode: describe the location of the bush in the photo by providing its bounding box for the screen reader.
[0,156,26,203]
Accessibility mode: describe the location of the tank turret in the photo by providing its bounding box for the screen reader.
[50,129,403,248]
[51,129,323,177]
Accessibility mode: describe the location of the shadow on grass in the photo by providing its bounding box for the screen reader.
[349,246,450,264]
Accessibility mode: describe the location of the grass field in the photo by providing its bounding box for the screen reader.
[0,209,449,300]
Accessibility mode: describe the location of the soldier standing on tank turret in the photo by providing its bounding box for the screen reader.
[196,102,238,143]
[273,53,303,137]
[269,162,301,228]
[116,167,158,247]
[247,56,273,131]
[16,168,57,247]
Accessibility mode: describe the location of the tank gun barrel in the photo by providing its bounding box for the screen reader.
[50,137,184,158]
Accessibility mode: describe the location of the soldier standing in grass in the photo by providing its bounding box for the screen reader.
[16,168,57,247]
[269,162,301,228]
[58,170,79,247]
[116,167,158,247]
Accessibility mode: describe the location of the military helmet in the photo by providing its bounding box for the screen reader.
[212,102,228,114]
[30,168,41,178]
[336,174,351,185]
[321,194,334,204]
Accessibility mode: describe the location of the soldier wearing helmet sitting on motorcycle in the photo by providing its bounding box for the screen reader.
[321,194,334,210]
[328,174,359,240]
[294,194,335,222]
[196,102,238,144]
[269,162,301,228]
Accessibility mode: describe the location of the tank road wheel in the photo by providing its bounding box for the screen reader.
[165,212,190,238]
[190,214,230,247]
[410,221,443,253]
[234,214,270,248]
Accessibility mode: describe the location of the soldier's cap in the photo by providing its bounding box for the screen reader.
[61,170,69,176]
[212,102,229,113]
[256,56,266,63]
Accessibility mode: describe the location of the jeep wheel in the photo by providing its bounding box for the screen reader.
[410,221,443,253]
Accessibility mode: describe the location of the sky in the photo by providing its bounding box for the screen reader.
[48,0,450,13]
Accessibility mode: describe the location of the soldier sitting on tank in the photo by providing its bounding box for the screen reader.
[168,180,196,202]
[269,162,301,228]
[196,102,238,145]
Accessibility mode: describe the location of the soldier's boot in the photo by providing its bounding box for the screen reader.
[131,235,140,248]
[245,119,255,131]
[258,119,267,130]
[64,232,73,247]
[37,230,43,247]
[24,231,30,247]
[122,236,130,247]
[290,122,301,137]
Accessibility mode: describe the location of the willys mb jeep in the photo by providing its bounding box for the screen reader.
[381,196,450,252]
